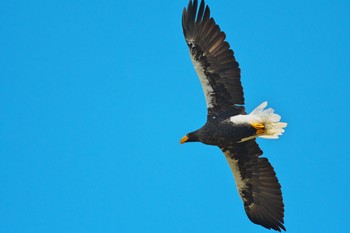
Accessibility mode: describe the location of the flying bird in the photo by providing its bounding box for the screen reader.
[180,0,287,231]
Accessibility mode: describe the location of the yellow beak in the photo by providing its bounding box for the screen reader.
[180,135,189,144]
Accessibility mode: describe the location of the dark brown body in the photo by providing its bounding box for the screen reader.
[186,117,257,146]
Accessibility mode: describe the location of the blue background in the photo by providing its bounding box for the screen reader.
[1,0,349,232]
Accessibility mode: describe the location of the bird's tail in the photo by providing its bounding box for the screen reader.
[249,102,287,139]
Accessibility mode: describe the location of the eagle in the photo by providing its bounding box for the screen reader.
[180,0,287,231]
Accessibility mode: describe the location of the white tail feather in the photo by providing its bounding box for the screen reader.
[249,101,287,139]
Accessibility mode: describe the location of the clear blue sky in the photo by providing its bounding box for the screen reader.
[1,0,350,232]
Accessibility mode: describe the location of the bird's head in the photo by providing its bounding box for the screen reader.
[180,132,199,144]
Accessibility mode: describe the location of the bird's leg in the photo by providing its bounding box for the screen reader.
[251,122,265,135]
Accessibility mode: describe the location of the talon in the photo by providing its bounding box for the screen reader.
[251,122,265,135]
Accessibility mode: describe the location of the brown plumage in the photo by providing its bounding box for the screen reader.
[180,0,286,231]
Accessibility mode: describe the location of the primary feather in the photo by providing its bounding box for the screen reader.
[180,1,287,231]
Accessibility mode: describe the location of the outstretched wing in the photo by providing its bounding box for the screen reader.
[221,140,286,231]
[182,0,244,117]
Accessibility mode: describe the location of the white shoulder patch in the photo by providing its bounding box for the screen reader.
[189,52,215,109]
[223,151,247,200]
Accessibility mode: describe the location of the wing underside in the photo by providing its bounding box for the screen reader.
[221,140,286,231]
[182,0,244,117]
